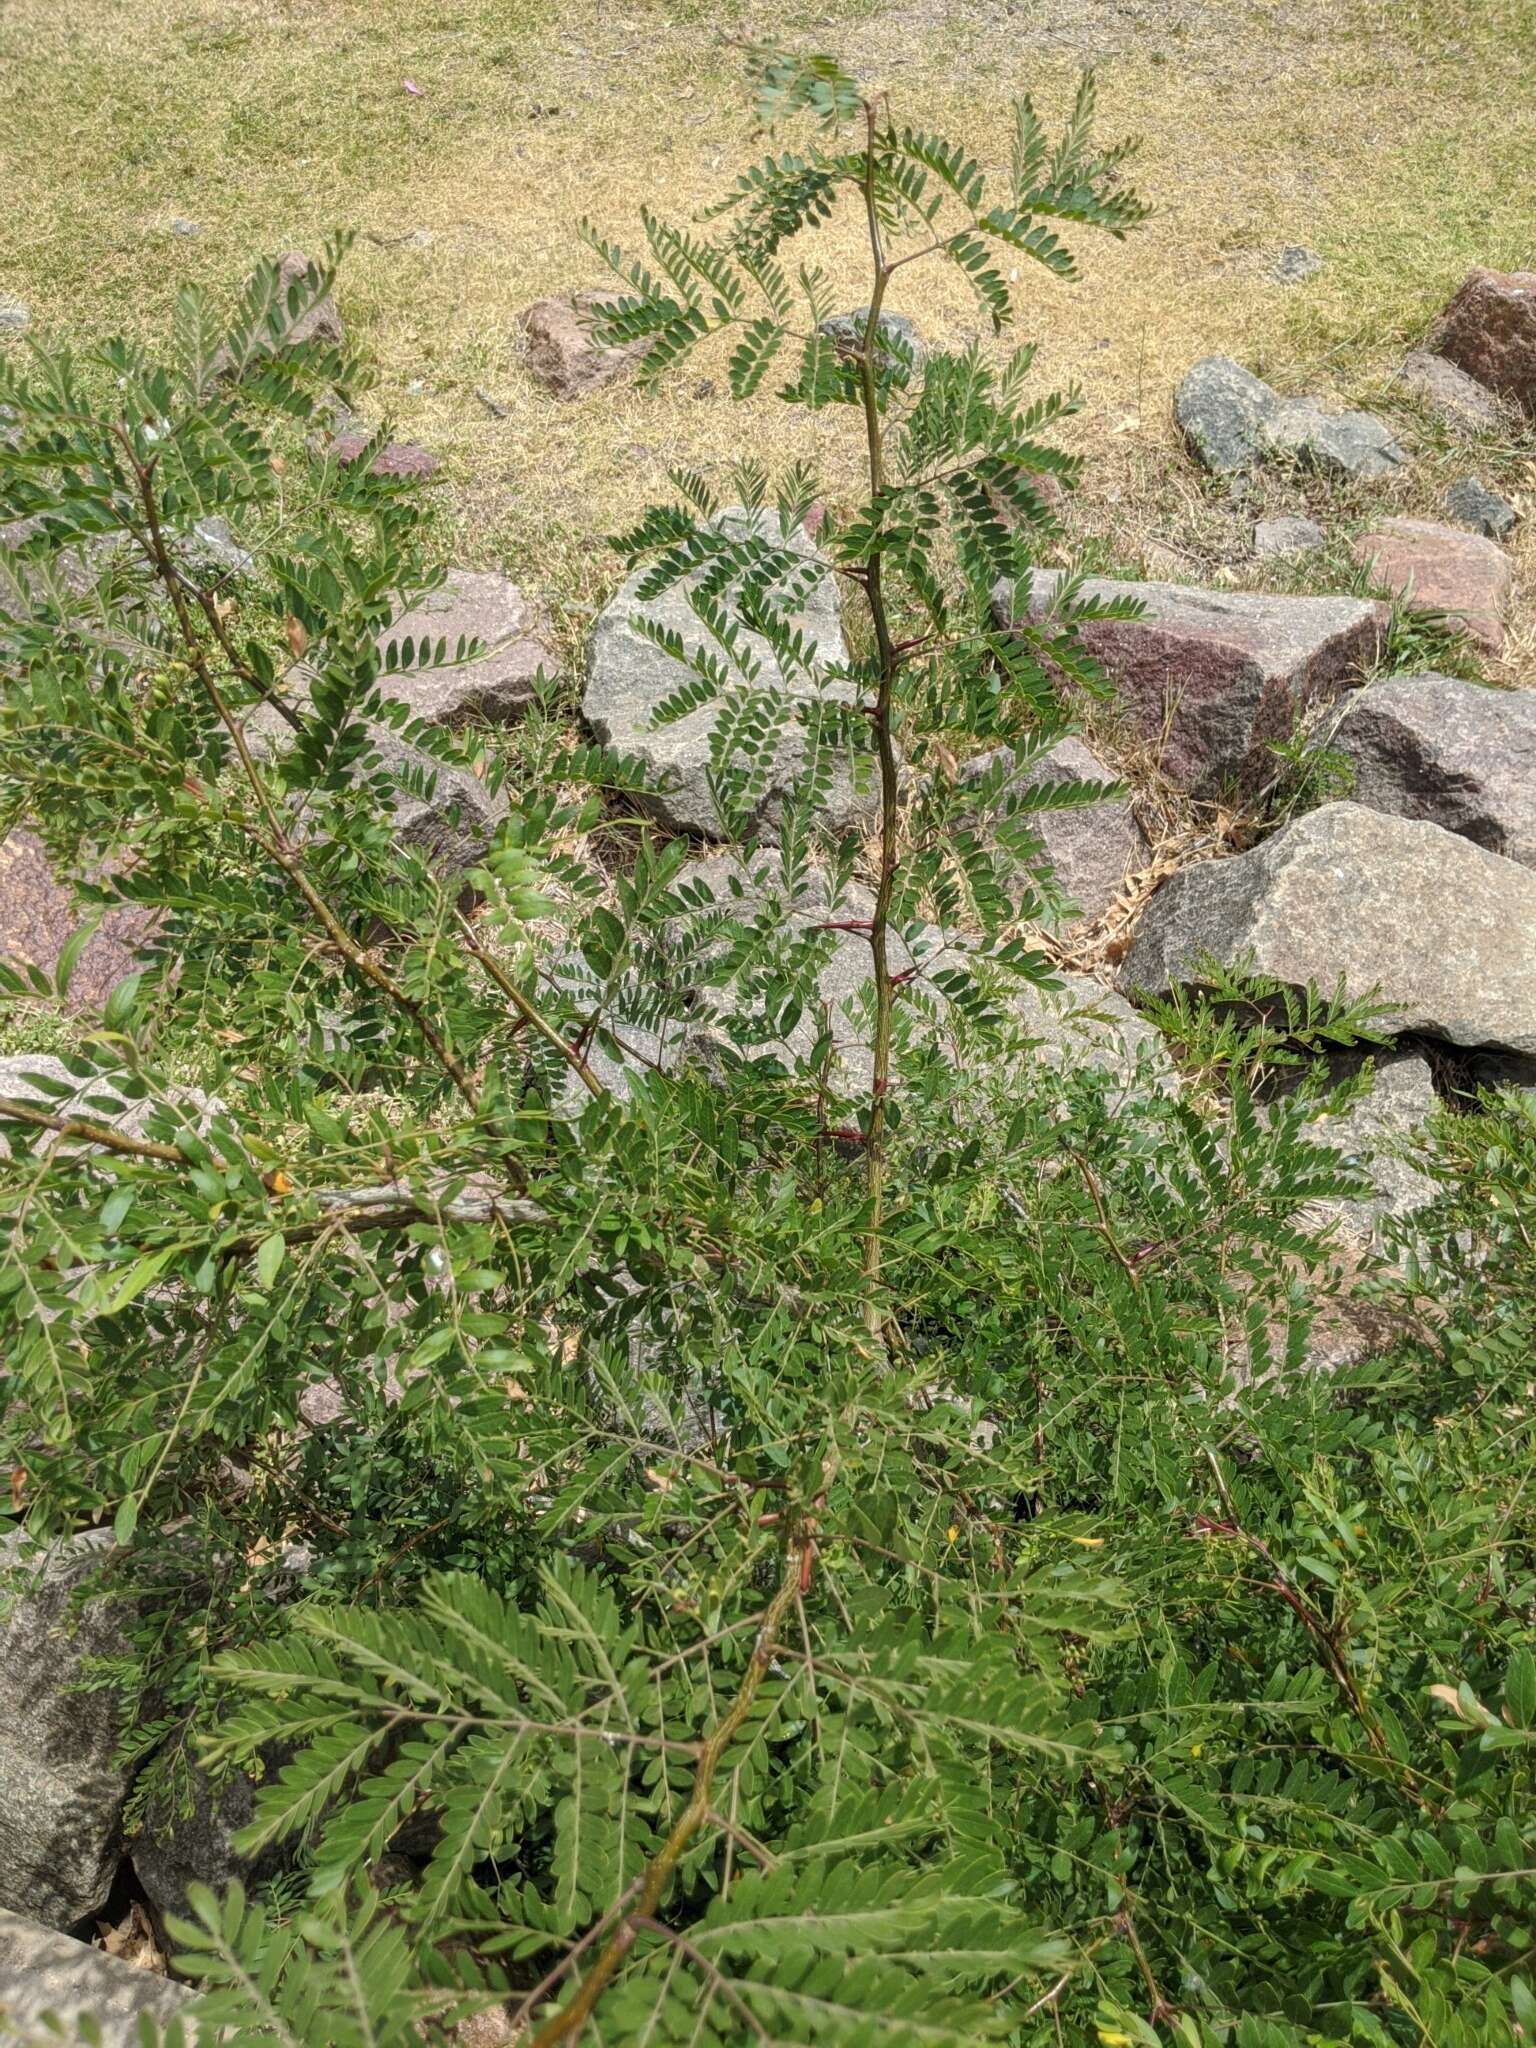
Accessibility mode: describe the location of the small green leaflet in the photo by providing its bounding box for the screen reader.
[256,1232,287,1290]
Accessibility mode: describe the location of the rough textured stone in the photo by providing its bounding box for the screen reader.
[0,1533,134,1930]
[375,570,557,724]
[1330,671,1536,868]
[0,1058,217,1164]
[1174,356,1279,474]
[330,432,440,481]
[1271,245,1322,285]
[0,831,156,1012]
[1444,478,1518,542]
[1399,350,1510,433]
[957,736,1145,927]
[1353,517,1512,654]
[1008,973,1175,1091]
[253,573,554,736]
[0,1912,197,2046]
[1124,802,1536,1055]
[1428,267,1536,416]
[1307,1053,1441,1246]
[367,729,508,872]
[818,308,924,376]
[1262,398,1409,481]
[180,515,256,581]
[273,249,343,346]
[1253,515,1324,560]
[0,300,29,333]
[209,253,341,381]
[519,290,648,400]
[995,571,1385,794]
[0,1055,144,1155]
[1175,356,1406,480]
[674,856,1174,1095]
[577,855,1174,1103]
[132,1751,292,1926]
[584,513,870,838]
[247,698,507,873]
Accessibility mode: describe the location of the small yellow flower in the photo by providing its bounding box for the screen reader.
[1069,1534,1105,1548]
[1097,2031,1134,2047]
[945,1524,959,1544]
[1190,1743,1203,1758]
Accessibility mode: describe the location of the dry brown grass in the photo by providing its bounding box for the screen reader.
[0,0,1532,671]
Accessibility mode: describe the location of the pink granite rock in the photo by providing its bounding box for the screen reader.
[1427,268,1536,416]
[519,290,649,401]
[0,831,157,1011]
[994,572,1386,794]
[1353,517,1512,654]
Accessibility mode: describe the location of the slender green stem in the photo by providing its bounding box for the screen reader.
[853,101,902,1328]
[455,913,605,1098]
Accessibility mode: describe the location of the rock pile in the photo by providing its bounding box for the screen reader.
[1175,356,1409,480]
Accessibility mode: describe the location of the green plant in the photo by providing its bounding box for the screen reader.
[1259,720,1357,827]
[3,52,1536,2048]
[1135,955,1393,1094]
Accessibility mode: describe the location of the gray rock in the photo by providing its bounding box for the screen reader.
[1176,356,1408,481]
[1262,398,1410,481]
[180,515,255,581]
[0,1533,133,1931]
[132,1750,292,1926]
[367,728,508,873]
[519,289,649,401]
[1271,245,1323,285]
[1174,356,1280,474]
[0,301,29,334]
[957,736,1145,928]
[995,570,1385,794]
[170,218,201,238]
[272,249,343,347]
[1253,515,1324,560]
[1306,1053,1440,1246]
[0,1057,153,1155]
[583,512,871,839]
[0,1061,220,1168]
[1124,801,1536,1055]
[1444,478,1518,541]
[657,856,909,1093]
[668,855,1173,1096]
[1400,350,1510,434]
[252,570,553,732]
[817,308,925,378]
[246,656,512,873]
[1330,671,1536,868]
[374,570,558,724]
[1008,973,1176,1092]
[0,1911,197,2046]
